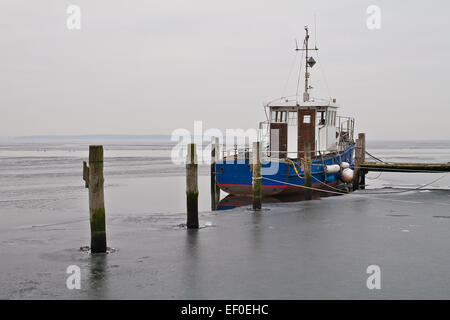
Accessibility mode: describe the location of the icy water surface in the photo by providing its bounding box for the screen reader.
[0,138,450,299]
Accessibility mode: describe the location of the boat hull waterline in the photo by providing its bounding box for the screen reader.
[216,145,354,197]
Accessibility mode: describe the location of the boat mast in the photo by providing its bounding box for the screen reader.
[304,26,310,102]
[296,26,318,102]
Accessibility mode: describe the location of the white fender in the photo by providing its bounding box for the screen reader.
[341,168,354,183]
[325,164,341,174]
[340,162,350,169]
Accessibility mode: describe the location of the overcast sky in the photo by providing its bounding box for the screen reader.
[1,0,449,140]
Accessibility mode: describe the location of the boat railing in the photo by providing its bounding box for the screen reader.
[258,120,270,143]
[337,116,355,150]
[221,147,317,162]
[337,116,354,137]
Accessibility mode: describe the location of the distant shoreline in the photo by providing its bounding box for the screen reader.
[1,134,172,141]
[0,135,449,142]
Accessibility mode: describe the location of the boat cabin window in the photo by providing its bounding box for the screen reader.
[271,110,287,123]
[303,115,311,124]
[288,111,297,125]
[327,110,336,126]
[317,111,325,125]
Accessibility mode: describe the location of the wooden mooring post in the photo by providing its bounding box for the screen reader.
[83,145,107,253]
[304,142,312,200]
[359,133,366,189]
[252,141,262,210]
[211,138,220,211]
[186,143,199,228]
[353,133,366,190]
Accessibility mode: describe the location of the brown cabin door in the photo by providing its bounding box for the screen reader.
[298,109,315,159]
[270,122,287,158]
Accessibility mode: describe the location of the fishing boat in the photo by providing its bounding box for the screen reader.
[215,26,356,197]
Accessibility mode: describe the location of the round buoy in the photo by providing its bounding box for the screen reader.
[340,162,350,169]
[341,168,354,183]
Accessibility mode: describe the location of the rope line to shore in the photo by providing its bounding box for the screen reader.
[358,166,450,173]
[311,175,351,193]
[261,176,450,207]
[360,172,450,194]
[365,150,386,163]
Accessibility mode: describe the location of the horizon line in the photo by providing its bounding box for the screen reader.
[0,134,449,142]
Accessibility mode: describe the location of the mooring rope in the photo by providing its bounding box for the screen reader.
[358,166,450,174]
[261,176,450,207]
[311,174,349,193]
[365,172,383,180]
[286,158,304,179]
[289,155,449,194]
[365,150,386,163]
[357,172,450,194]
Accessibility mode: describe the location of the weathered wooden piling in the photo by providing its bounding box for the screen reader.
[304,142,312,200]
[211,138,220,211]
[359,133,366,189]
[353,137,361,190]
[353,133,366,190]
[186,143,199,228]
[252,141,262,210]
[83,145,107,253]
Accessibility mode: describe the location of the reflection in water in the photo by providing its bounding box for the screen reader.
[181,229,201,298]
[250,209,262,253]
[87,253,109,299]
[217,190,341,210]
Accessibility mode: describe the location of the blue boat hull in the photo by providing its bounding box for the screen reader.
[216,145,355,196]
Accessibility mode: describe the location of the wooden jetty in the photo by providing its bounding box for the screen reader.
[350,132,450,191]
[360,162,450,173]
[352,133,450,190]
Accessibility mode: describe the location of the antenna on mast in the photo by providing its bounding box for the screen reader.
[295,26,318,102]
